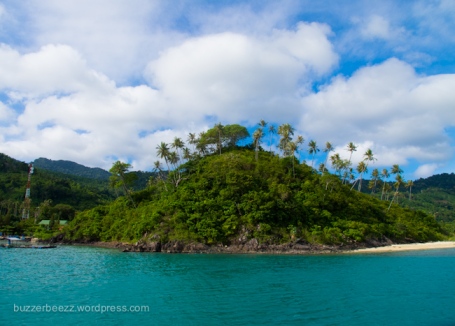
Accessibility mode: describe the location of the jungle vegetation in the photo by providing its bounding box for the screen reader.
[1,122,454,244]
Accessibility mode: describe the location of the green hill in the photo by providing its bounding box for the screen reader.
[65,148,447,246]
[33,157,111,180]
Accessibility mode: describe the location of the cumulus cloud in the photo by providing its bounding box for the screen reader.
[300,58,455,169]
[414,163,439,179]
[145,22,338,124]
[0,20,339,170]
[0,44,113,99]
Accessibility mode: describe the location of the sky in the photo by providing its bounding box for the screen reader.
[0,0,454,180]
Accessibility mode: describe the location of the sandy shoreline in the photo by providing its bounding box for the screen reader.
[347,241,455,254]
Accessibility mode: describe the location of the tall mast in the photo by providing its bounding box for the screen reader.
[22,163,34,219]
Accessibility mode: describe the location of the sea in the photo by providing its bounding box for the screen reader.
[1,245,455,326]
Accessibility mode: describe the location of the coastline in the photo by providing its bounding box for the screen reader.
[346,241,455,254]
[58,239,455,255]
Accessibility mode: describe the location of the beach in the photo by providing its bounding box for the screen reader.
[348,241,455,254]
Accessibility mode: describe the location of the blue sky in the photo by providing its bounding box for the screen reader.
[0,0,454,180]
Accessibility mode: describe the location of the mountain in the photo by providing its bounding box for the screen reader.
[33,158,111,180]
[0,153,114,212]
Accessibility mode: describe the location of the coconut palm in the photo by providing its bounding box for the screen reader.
[253,128,264,161]
[156,142,171,171]
[268,125,276,152]
[258,119,267,129]
[323,142,334,172]
[278,123,295,156]
[308,140,319,168]
[405,180,414,201]
[363,148,376,167]
[171,137,185,163]
[388,174,404,211]
[380,168,390,200]
[346,142,357,166]
[351,161,368,191]
[187,132,197,152]
[287,141,299,177]
[370,168,380,194]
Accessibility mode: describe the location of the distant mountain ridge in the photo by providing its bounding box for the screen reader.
[33,158,111,180]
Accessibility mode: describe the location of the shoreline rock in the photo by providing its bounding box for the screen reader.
[57,237,397,255]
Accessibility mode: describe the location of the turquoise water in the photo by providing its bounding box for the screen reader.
[1,246,455,325]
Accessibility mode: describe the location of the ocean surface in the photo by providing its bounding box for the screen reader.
[1,245,455,326]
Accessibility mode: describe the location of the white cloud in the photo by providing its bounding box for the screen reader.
[0,44,113,99]
[361,15,392,40]
[300,58,455,171]
[414,163,439,179]
[145,23,337,124]
[0,102,15,122]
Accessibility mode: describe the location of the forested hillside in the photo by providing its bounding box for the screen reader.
[34,158,111,180]
[66,147,446,246]
[2,121,454,244]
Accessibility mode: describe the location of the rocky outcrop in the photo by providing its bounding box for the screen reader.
[61,236,398,254]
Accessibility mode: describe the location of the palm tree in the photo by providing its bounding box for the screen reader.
[370,168,380,194]
[268,125,276,152]
[183,147,192,161]
[388,174,404,211]
[330,153,342,177]
[308,140,319,168]
[187,133,197,152]
[288,141,299,177]
[258,119,267,129]
[380,168,390,200]
[253,128,264,161]
[296,135,304,162]
[323,142,334,172]
[152,160,167,191]
[351,161,367,191]
[156,142,171,171]
[171,137,185,164]
[405,180,414,200]
[363,148,376,167]
[391,164,403,176]
[346,142,357,166]
[277,123,295,157]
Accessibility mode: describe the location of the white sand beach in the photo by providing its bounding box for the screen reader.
[348,241,455,254]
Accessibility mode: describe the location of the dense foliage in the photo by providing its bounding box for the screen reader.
[0,153,114,235]
[65,149,447,245]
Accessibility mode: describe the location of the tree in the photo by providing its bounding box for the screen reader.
[187,133,197,153]
[363,149,376,170]
[370,168,380,194]
[323,142,334,172]
[223,124,250,147]
[388,174,404,211]
[278,123,295,157]
[350,161,367,191]
[156,142,171,171]
[308,140,319,168]
[346,142,357,166]
[171,137,185,160]
[253,128,264,162]
[380,168,390,200]
[287,141,299,177]
[268,125,276,152]
[109,161,137,208]
[214,123,224,155]
[405,180,414,201]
